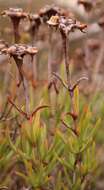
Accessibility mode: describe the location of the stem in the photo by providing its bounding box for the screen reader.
[22,76,30,115]
[48,28,53,82]
[31,31,38,83]
[14,57,30,114]
[32,55,38,85]
[62,34,77,132]
[8,97,28,119]
[53,72,68,89]
[84,13,91,80]
[47,28,54,114]
[4,96,17,119]
[11,18,20,43]
[15,58,23,87]
[62,35,71,90]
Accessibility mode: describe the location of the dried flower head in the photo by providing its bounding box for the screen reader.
[47,15,87,36]
[1,8,28,43]
[59,17,77,36]
[39,5,72,23]
[2,44,26,59]
[39,5,60,22]
[1,44,37,81]
[1,44,38,59]
[1,8,27,19]
[1,21,39,112]
[1,44,38,114]
[78,0,93,12]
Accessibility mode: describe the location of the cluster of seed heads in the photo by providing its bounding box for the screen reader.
[0,3,102,116]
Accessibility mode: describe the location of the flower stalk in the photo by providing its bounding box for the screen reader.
[47,14,87,131]
[0,44,38,114]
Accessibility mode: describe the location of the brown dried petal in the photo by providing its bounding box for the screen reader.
[47,15,59,26]
[75,23,87,32]
[26,46,38,55]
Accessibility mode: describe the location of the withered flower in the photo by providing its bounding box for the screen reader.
[28,14,41,83]
[2,44,38,59]
[1,44,38,113]
[1,44,38,84]
[39,5,61,23]
[59,17,87,37]
[58,16,87,94]
[1,8,28,43]
[47,15,87,36]
[39,5,71,23]
[59,17,76,37]
[47,15,87,97]
[78,0,93,12]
